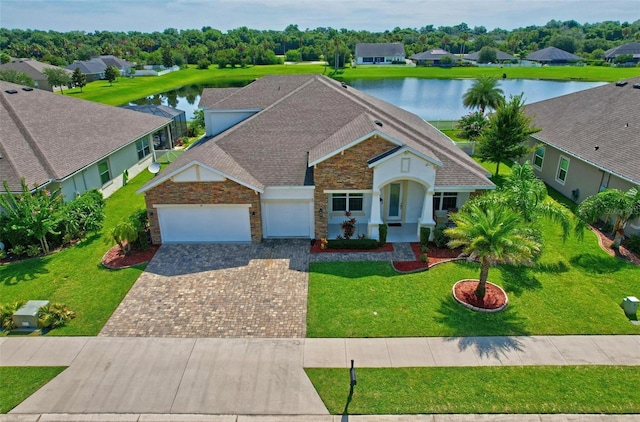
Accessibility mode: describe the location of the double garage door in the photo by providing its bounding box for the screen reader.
[157,205,251,243]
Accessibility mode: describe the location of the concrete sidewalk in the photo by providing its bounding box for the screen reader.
[1,336,639,419]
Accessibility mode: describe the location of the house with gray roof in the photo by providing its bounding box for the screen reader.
[464,50,516,63]
[138,74,494,244]
[604,42,640,64]
[524,76,640,235]
[65,60,106,82]
[526,46,584,64]
[0,81,172,201]
[0,59,72,91]
[355,43,406,65]
[410,49,459,66]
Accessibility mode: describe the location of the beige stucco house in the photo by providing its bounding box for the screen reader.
[0,59,72,91]
[138,74,494,244]
[524,76,640,235]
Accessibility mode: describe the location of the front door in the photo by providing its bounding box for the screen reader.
[387,182,403,221]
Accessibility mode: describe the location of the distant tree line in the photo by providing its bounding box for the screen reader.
[1,19,639,69]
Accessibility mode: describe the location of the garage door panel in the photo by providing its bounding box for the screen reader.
[264,202,311,238]
[158,206,251,243]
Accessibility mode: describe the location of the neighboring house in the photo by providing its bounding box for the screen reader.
[464,50,516,63]
[121,104,188,145]
[604,42,640,64]
[410,49,459,66]
[0,58,72,91]
[355,43,406,65]
[138,74,494,244]
[524,76,640,235]
[65,55,134,81]
[0,81,172,201]
[93,55,135,75]
[526,47,584,64]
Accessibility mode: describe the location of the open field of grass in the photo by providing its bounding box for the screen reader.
[0,367,66,413]
[0,171,155,336]
[306,366,640,415]
[67,64,640,106]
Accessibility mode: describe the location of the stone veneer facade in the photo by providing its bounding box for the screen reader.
[144,179,262,244]
[313,135,397,238]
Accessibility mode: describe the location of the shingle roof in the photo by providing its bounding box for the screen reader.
[524,76,640,185]
[410,49,459,61]
[148,75,493,192]
[121,104,185,118]
[604,42,640,59]
[199,87,242,108]
[355,43,406,57]
[526,46,583,62]
[66,60,106,75]
[0,59,72,80]
[465,50,516,61]
[0,81,170,192]
[93,55,134,69]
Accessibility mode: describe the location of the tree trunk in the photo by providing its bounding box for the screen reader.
[475,257,490,299]
[495,161,501,176]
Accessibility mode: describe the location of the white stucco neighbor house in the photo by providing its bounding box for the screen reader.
[0,81,171,201]
[138,74,494,244]
[355,43,406,65]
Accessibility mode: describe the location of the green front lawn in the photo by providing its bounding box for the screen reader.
[0,367,66,413]
[306,366,640,414]
[307,217,640,337]
[0,171,154,336]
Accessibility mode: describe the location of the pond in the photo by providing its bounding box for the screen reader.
[129,78,606,121]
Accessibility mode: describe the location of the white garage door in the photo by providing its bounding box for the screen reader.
[263,202,311,238]
[158,205,251,243]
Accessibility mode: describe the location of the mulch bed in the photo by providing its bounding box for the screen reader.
[392,243,464,273]
[101,244,160,269]
[590,225,640,266]
[309,241,394,253]
[453,279,507,311]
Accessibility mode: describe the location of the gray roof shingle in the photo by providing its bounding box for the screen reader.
[527,46,583,62]
[410,49,459,61]
[604,42,640,59]
[0,59,72,80]
[355,43,406,58]
[524,76,640,185]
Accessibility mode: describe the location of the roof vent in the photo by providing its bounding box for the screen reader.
[633,83,640,89]
[4,89,18,94]
[22,87,33,91]
[341,82,348,89]
[374,120,383,127]
[615,81,627,87]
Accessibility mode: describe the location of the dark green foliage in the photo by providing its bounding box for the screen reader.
[378,224,388,245]
[456,111,487,140]
[130,209,150,251]
[71,67,86,92]
[420,227,431,246]
[614,54,634,64]
[104,65,119,85]
[477,46,498,63]
[42,67,71,94]
[462,75,504,114]
[625,235,640,254]
[327,239,381,250]
[432,225,450,248]
[196,58,210,69]
[0,69,35,86]
[37,303,76,329]
[63,189,106,239]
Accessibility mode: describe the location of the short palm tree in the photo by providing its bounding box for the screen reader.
[462,75,505,114]
[576,187,640,248]
[446,202,541,299]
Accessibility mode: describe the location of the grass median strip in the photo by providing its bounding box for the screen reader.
[0,367,66,413]
[306,366,640,414]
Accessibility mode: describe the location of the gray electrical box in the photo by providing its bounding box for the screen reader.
[12,300,50,329]
[622,296,639,316]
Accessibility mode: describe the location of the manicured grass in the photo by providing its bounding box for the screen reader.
[305,366,640,414]
[0,367,66,413]
[0,171,154,336]
[67,64,640,107]
[307,215,640,337]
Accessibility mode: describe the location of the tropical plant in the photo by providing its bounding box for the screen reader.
[456,111,488,141]
[0,302,25,331]
[37,303,76,329]
[63,189,105,238]
[445,202,541,299]
[340,211,357,239]
[477,93,540,176]
[477,46,498,63]
[432,225,450,248]
[576,187,640,248]
[462,75,504,115]
[109,217,141,255]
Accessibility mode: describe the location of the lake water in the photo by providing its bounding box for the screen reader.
[130,78,606,121]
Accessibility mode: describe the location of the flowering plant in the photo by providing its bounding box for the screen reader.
[340,211,357,239]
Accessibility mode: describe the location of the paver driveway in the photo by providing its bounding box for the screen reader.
[100,240,310,338]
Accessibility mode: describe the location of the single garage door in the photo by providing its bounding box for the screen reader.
[158,205,251,243]
[263,201,311,238]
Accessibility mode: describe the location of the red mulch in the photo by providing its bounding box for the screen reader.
[591,225,640,265]
[101,244,160,269]
[454,280,507,310]
[310,241,394,253]
[392,243,464,272]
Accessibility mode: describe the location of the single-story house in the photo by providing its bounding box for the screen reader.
[524,76,640,235]
[464,50,516,63]
[526,46,584,64]
[121,104,188,145]
[0,81,172,201]
[410,49,459,66]
[65,55,135,81]
[93,55,135,75]
[355,43,406,65]
[0,59,72,91]
[138,74,495,244]
[604,42,640,64]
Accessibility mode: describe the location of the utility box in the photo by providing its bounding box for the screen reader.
[622,296,639,315]
[12,300,49,329]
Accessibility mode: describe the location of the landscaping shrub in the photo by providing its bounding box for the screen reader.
[327,239,381,250]
[420,227,431,246]
[130,209,150,251]
[379,223,388,245]
[62,189,105,239]
[340,211,357,239]
[37,303,76,329]
[456,111,487,141]
[625,235,640,254]
[432,225,451,248]
[0,302,24,331]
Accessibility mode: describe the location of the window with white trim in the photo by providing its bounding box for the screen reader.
[331,193,364,212]
[98,160,111,185]
[556,156,569,184]
[533,146,545,170]
[136,139,150,160]
[433,192,458,211]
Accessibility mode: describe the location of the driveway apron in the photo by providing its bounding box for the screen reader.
[100,240,310,338]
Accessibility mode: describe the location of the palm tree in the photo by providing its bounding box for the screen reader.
[576,187,640,248]
[446,202,541,299]
[462,75,505,115]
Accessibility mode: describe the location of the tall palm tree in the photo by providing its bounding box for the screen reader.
[576,187,640,248]
[462,75,505,115]
[446,202,541,299]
